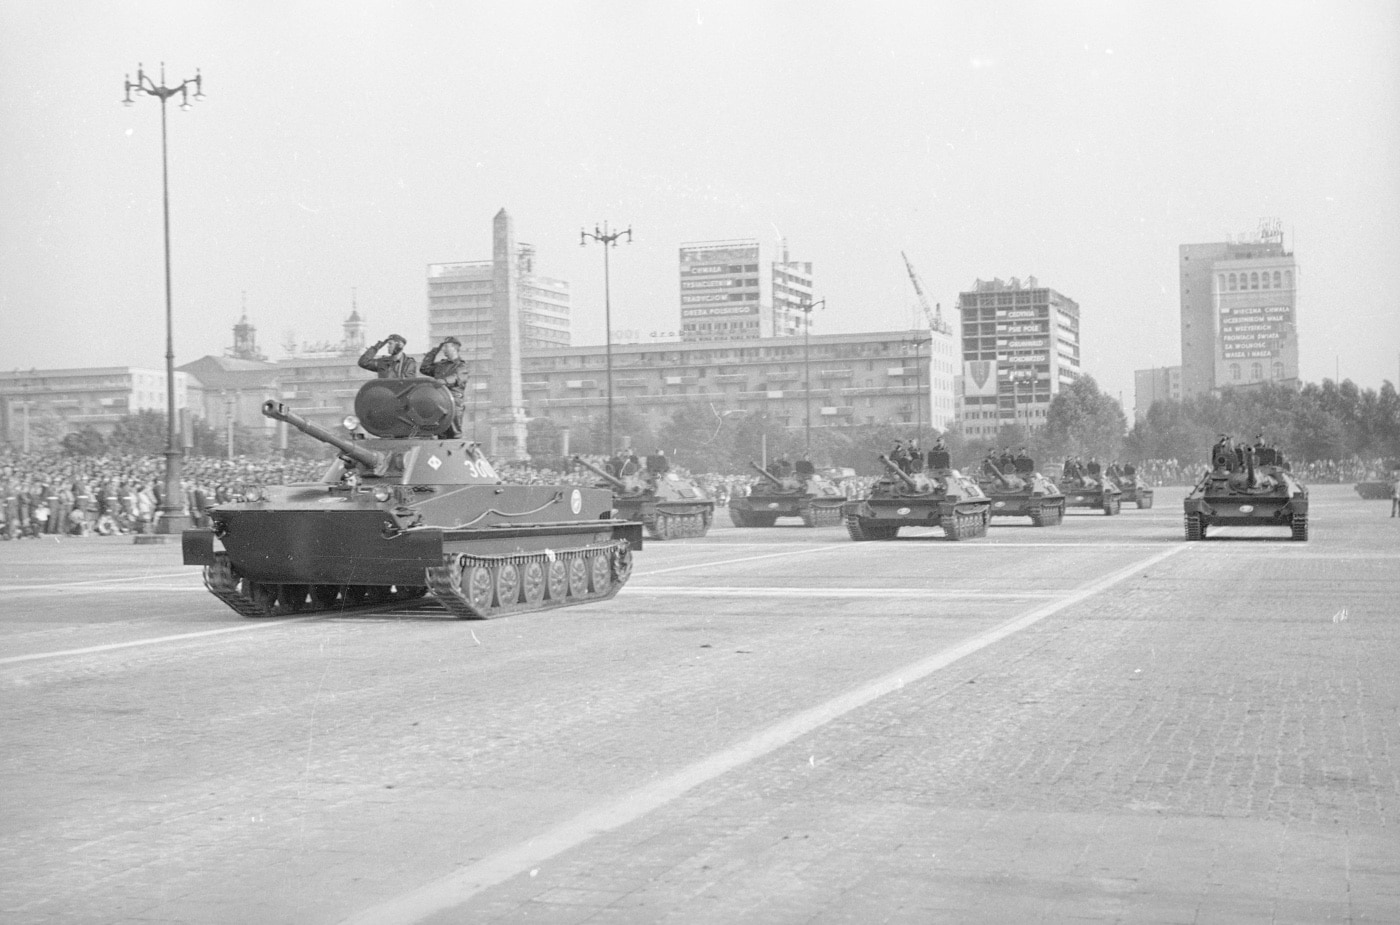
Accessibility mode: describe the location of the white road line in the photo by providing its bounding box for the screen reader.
[624,586,1056,600]
[339,542,1191,925]
[637,543,850,576]
[0,570,193,591]
[0,617,325,666]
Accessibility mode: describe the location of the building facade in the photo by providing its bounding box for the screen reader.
[678,239,814,343]
[1133,365,1182,421]
[516,329,952,439]
[956,277,1081,439]
[427,221,571,363]
[1179,220,1298,398]
[0,367,194,447]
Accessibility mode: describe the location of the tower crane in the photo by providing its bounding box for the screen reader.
[901,251,951,334]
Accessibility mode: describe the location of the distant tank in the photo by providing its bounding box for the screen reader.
[842,452,991,540]
[1112,466,1155,509]
[728,460,846,527]
[1057,463,1122,515]
[977,458,1065,526]
[183,378,641,619]
[1184,440,1308,540]
[1354,462,1400,499]
[573,455,715,540]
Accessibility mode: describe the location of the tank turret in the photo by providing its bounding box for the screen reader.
[184,379,642,619]
[977,458,1066,526]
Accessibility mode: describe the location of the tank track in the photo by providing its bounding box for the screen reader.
[1291,513,1309,541]
[1136,494,1154,509]
[646,507,713,540]
[424,539,633,619]
[1184,512,1206,541]
[1102,495,1122,515]
[203,552,428,617]
[1028,502,1065,527]
[803,501,846,528]
[843,510,899,541]
[940,507,990,540]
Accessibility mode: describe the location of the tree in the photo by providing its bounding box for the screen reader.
[108,409,168,455]
[1043,375,1127,462]
[60,426,108,456]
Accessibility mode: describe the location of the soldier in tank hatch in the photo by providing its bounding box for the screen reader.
[420,337,468,437]
[358,334,418,379]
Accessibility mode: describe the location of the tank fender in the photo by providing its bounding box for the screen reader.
[182,528,216,566]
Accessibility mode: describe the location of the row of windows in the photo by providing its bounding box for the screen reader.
[1219,270,1291,291]
[1229,361,1287,381]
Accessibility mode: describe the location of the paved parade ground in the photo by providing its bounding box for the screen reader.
[1,484,1396,924]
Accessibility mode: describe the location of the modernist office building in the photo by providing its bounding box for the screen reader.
[1133,365,1183,422]
[678,239,813,343]
[956,277,1082,439]
[1179,221,1298,399]
[426,210,571,364]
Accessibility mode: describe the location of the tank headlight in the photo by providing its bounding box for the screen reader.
[372,485,393,503]
[343,415,360,432]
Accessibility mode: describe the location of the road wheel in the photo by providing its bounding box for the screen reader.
[521,561,546,605]
[567,557,589,598]
[494,562,521,608]
[546,560,569,601]
[464,564,495,611]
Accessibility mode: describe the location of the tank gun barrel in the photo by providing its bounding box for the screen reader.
[878,454,920,490]
[748,461,786,486]
[262,401,385,472]
[984,460,1015,488]
[572,455,625,490]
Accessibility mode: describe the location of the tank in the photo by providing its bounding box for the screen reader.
[1354,462,1400,499]
[1113,469,1155,509]
[728,461,847,527]
[1057,466,1122,515]
[182,378,642,619]
[976,459,1065,526]
[842,453,991,540]
[573,455,715,540]
[1184,441,1308,540]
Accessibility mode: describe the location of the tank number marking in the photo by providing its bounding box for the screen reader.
[428,455,442,470]
[571,489,582,514]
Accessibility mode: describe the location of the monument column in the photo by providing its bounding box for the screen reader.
[488,208,530,460]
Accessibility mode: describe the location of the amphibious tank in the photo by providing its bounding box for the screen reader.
[842,453,991,540]
[1184,441,1308,540]
[977,459,1065,526]
[1058,466,1122,515]
[728,461,847,527]
[1113,467,1155,509]
[182,378,641,618]
[573,455,714,540]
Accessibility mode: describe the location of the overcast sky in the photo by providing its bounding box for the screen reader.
[2,1,1397,407]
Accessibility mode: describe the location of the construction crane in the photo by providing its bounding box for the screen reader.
[901,251,951,334]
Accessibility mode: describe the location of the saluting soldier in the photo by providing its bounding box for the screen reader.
[358,334,418,379]
[420,337,468,437]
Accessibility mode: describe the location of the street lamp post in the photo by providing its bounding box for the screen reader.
[123,62,203,534]
[799,299,825,455]
[580,222,631,457]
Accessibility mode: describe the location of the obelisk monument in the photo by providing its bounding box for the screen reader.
[488,208,530,460]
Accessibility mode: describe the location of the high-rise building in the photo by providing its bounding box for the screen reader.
[678,239,813,342]
[1133,365,1182,421]
[427,221,570,364]
[1179,220,1298,398]
[956,277,1081,439]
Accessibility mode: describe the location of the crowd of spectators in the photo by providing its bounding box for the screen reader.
[4,446,1395,539]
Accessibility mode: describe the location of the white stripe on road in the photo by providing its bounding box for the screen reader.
[625,586,1057,600]
[0,617,324,666]
[339,542,1191,925]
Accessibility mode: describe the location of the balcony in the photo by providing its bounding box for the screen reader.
[819,368,853,379]
[521,381,549,391]
[564,379,598,390]
[766,371,800,382]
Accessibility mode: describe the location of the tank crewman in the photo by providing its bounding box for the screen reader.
[647,449,670,475]
[420,337,468,437]
[1123,462,1137,477]
[1211,435,1234,470]
[981,450,999,477]
[998,447,1015,471]
[358,334,418,379]
[907,440,924,473]
[620,452,642,477]
[1086,458,1102,478]
[890,440,911,473]
[1014,448,1034,474]
[605,454,624,478]
[795,456,816,477]
[927,437,951,471]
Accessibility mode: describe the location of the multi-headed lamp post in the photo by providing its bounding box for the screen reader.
[123,62,203,534]
[799,298,825,455]
[580,222,631,457]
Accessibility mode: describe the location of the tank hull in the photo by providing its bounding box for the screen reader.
[1116,477,1155,509]
[1183,468,1308,541]
[978,474,1066,526]
[1354,481,1395,500]
[1059,478,1122,515]
[728,491,844,527]
[612,493,715,540]
[184,481,642,618]
[841,496,990,540]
